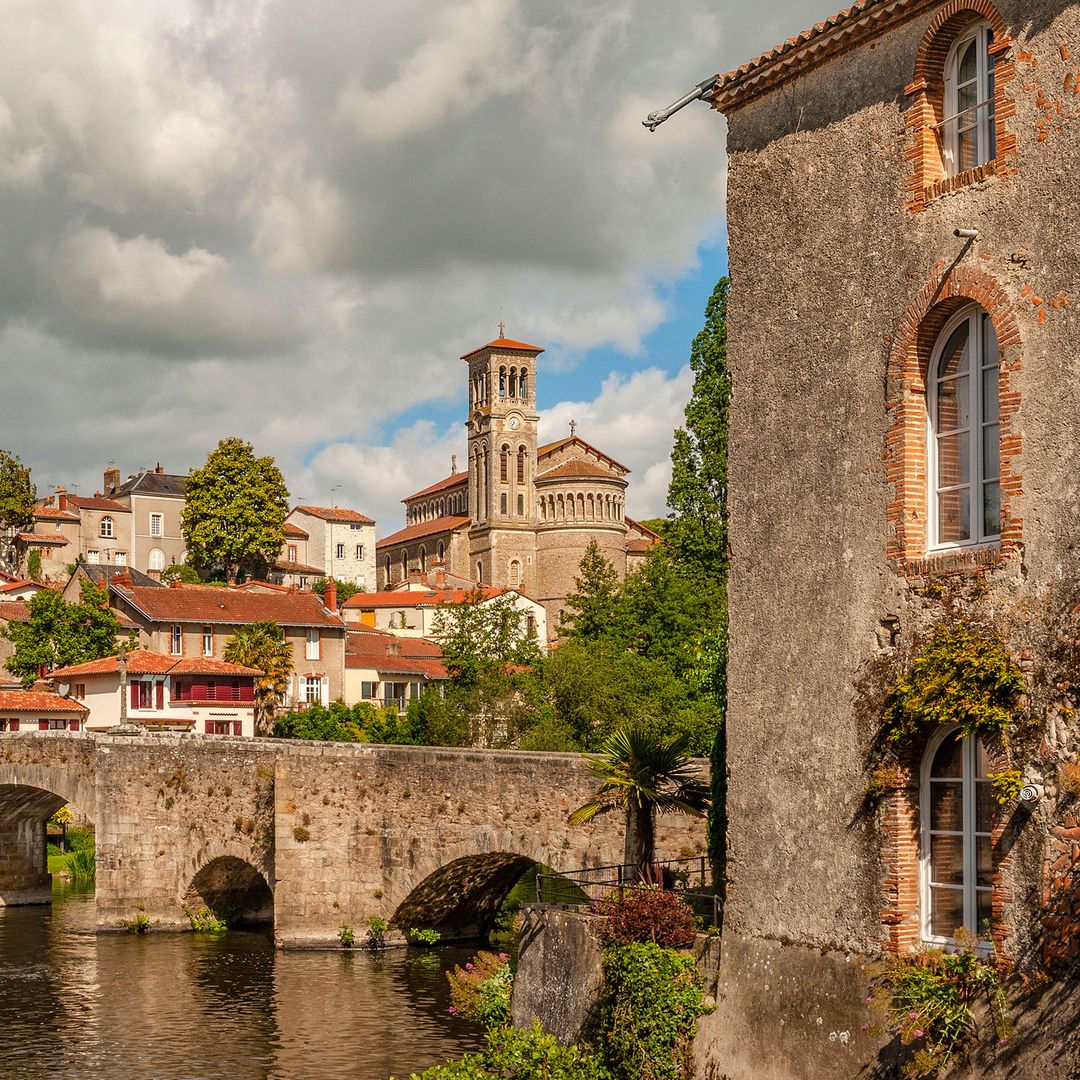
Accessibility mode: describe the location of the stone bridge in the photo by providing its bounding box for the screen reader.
[0,732,708,946]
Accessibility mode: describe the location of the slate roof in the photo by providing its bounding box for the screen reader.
[294,506,375,525]
[111,583,345,629]
[79,564,164,589]
[377,515,471,548]
[0,690,88,714]
[111,471,187,498]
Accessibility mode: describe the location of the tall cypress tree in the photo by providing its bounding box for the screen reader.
[667,277,730,581]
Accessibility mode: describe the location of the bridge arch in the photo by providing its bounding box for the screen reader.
[183,854,274,926]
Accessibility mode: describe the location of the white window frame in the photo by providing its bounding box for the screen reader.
[920,725,994,948]
[150,512,164,538]
[100,516,114,538]
[115,551,127,566]
[336,543,345,559]
[355,544,364,559]
[87,550,100,564]
[202,626,213,657]
[170,624,183,656]
[943,21,996,176]
[304,676,321,704]
[149,548,165,571]
[305,628,320,660]
[927,305,1001,551]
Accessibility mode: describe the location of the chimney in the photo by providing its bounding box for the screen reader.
[170,579,183,589]
[55,486,68,512]
[325,577,338,612]
[434,566,446,588]
[155,463,164,474]
[408,569,421,584]
[103,465,120,495]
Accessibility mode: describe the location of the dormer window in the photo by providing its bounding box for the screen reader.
[943,21,995,175]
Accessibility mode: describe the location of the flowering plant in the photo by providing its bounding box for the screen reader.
[447,951,513,1027]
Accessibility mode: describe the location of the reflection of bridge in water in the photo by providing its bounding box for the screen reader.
[0,733,706,945]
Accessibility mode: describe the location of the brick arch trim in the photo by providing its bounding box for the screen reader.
[885,261,1022,569]
[913,0,1010,82]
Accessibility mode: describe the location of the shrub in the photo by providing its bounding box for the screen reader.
[402,1022,607,1080]
[66,825,95,852]
[339,924,355,948]
[448,951,513,1027]
[598,941,713,1080]
[987,769,1023,804]
[595,886,697,948]
[868,932,1010,1078]
[120,912,152,934]
[1058,760,1080,798]
[409,927,441,946]
[68,849,96,882]
[366,916,388,950]
[189,908,228,933]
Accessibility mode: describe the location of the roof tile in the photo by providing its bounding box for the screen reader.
[0,690,88,714]
[112,584,345,629]
[294,506,375,525]
[377,515,471,548]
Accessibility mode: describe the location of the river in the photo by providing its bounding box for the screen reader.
[0,880,485,1079]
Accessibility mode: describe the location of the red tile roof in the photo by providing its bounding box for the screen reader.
[17,533,70,545]
[377,515,471,549]
[626,538,654,554]
[345,629,448,679]
[283,522,310,538]
[537,436,630,474]
[294,506,375,525]
[49,650,261,678]
[343,586,504,609]
[111,584,345,629]
[66,495,130,513]
[459,337,545,360]
[536,459,624,482]
[33,507,80,522]
[403,472,469,503]
[626,517,663,541]
[0,690,88,714]
[0,580,36,593]
[0,601,30,621]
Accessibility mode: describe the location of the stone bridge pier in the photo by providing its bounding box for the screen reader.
[0,733,709,946]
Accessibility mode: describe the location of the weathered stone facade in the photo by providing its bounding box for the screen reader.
[0,732,706,946]
[708,0,1079,1074]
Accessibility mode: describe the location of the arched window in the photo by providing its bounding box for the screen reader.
[943,21,995,175]
[587,494,595,520]
[508,559,521,587]
[509,367,517,398]
[419,546,427,572]
[437,541,445,561]
[500,445,509,483]
[922,728,994,944]
[577,493,585,520]
[929,305,1000,548]
[148,548,165,571]
[519,369,528,399]
[384,554,391,582]
[100,516,114,538]
[401,551,408,579]
[476,561,483,583]
[499,368,507,397]
[517,446,526,485]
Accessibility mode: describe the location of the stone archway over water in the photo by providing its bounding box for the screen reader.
[0,784,73,905]
[184,856,274,926]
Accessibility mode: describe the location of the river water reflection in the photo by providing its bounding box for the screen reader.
[0,881,484,1079]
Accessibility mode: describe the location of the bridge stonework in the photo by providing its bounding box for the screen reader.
[0,733,708,946]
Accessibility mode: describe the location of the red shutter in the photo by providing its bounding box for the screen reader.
[239,683,254,703]
[205,719,213,735]
[70,720,80,732]
[10,720,18,732]
[39,720,49,730]
[130,682,139,709]
[233,721,241,736]
[156,682,164,710]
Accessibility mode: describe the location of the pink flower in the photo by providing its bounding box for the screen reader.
[448,1007,457,1015]
[908,1012,918,1020]
[465,963,474,971]
[499,953,509,960]
[914,1029,924,1039]
[860,1024,868,1032]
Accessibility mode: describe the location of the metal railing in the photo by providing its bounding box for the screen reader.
[534,856,721,928]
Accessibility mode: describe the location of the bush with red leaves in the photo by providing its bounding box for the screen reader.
[594,885,697,948]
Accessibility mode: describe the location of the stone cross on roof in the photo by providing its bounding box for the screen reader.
[498,320,506,338]
[569,420,577,437]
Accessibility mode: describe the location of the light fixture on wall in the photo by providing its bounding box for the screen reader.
[954,227,979,240]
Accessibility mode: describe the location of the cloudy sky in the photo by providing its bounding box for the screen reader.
[1,0,839,532]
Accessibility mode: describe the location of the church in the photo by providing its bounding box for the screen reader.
[375,333,659,630]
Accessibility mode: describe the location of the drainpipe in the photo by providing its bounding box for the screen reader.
[642,76,719,132]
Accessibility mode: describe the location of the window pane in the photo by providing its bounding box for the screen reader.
[937,432,970,487]
[976,888,993,933]
[930,834,965,885]
[958,128,978,172]
[982,482,1001,538]
[958,78,978,116]
[975,738,991,778]
[938,488,971,543]
[932,733,965,777]
[930,886,965,938]
[958,39,978,84]
[976,781,995,832]
[931,782,965,832]
[981,423,999,481]
[937,323,970,381]
[936,374,970,432]
[981,367,999,422]
[977,835,994,887]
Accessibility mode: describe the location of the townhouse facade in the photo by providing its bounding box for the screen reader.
[285,506,376,590]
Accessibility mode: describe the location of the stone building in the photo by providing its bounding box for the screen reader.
[376,336,659,627]
[282,505,376,590]
[695,1,1080,1076]
[106,465,188,575]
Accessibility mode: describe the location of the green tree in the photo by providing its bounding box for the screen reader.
[568,726,710,870]
[312,577,361,602]
[182,438,289,583]
[26,548,42,580]
[432,590,542,689]
[161,563,201,585]
[223,620,293,736]
[560,540,620,640]
[2,582,122,686]
[667,277,730,580]
[0,449,36,573]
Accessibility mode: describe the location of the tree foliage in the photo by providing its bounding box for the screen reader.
[2,582,122,686]
[666,277,730,580]
[182,438,289,583]
[161,563,201,584]
[312,577,362,602]
[0,449,35,572]
[222,620,293,736]
[560,540,620,640]
[433,590,542,688]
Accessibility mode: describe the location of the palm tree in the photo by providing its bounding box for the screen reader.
[223,621,293,737]
[568,726,710,872]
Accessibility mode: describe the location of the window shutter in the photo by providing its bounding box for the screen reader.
[70,720,80,732]
[156,682,164,710]
[233,721,241,736]
[205,719,213,735]
[9,720,18,732]
[39,720,49,730]
[130,682,139,709]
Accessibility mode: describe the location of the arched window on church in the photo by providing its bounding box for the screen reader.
[476,561,483,583]
[501,445,509,483]
[419,546,427,573]
[577,493,585,520]
[519,369,528,399]
[384,554,391,583]
[401,552,408,580]
[587,494,595,520]
[438,541,445,561]
[517,446,526,484]
[509,367,517,398]
[557,494,565,521]
[499,368,507,397]
[509,560,521,587]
